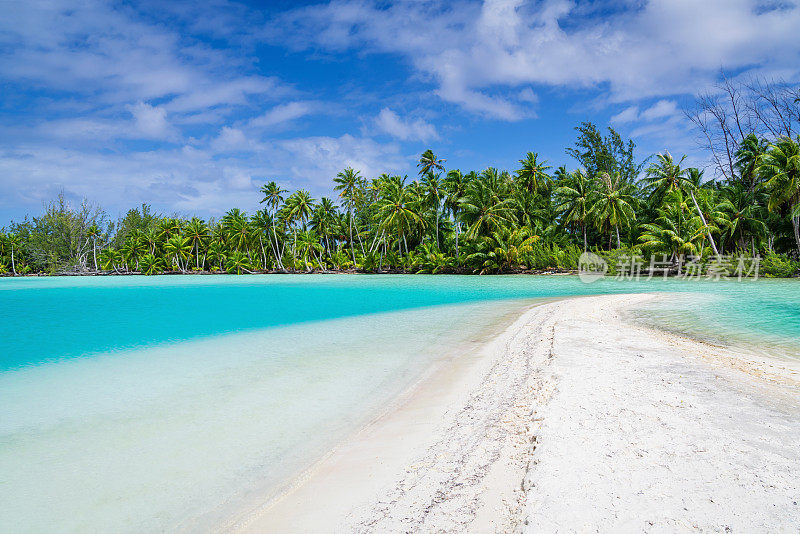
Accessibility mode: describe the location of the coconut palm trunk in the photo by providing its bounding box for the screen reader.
[258,235,267,269]
[582,223,588,252]
[268,213,285,271]
[434,206,439,248]
[454,217,460,259]
[92,237,98,271]
[690,189,720,257]
[348,208,356,264]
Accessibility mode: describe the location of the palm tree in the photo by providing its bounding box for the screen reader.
[460,175,515,239]
[734,134,768,193]
[553,169,592,251]
[417,149,446,178]
[139,253,162,275]
[164,234,192,272]
[760,136,800,253]
[479,167,511,197]
[683,168,721,257]
[86,223,100,271]
[310,197,337,258]
[6,232,20,275]
[259,181,287,270]
[589,171,636,249]
[642,152,693,204]
[157,218,182,244]
[141,227,159,255]
[515,152,551,195]
[121,232,144,271]
[296,229,324,271]
[226,250,251,274]
[639,190,706,260]
[334,167,362,263]
[720,184,768,252]
[283,189,314,264]
[99,248,123,273]
[251,209,272,270]
[465,226,539,274]
[375,176,424,258]
[222,209,252,261]
[421,172,444,248]
[443,169,469,258]
[184,217,208,270]
[638,215,702,260]
[207,240,226,271]
[688,183,727,256]
[512,185,549,233]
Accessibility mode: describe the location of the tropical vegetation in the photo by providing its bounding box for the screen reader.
[2,121,799,278]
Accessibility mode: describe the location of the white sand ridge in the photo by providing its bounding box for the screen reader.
[230,294,800,533]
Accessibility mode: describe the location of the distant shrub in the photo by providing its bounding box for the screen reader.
[760,252,800,278]
[597,247,638,276]
[525,242,582,270]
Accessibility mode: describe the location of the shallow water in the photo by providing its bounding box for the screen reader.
[1,275,798,531]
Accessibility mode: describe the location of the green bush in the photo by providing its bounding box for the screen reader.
[525,242,582,270]
[759,252,800,278]
[597,247,638,276]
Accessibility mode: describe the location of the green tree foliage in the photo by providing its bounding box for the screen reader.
[3,125,799,277]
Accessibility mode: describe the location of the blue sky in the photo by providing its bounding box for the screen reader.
[1,0,799,225]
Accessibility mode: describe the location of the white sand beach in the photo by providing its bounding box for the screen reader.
[227,294,800,533]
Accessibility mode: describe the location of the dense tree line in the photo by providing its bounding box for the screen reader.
[1,118,799,277]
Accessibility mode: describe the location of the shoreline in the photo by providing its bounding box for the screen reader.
[0,268,581,277]
[222,293,799,533]
[217,297,559,533]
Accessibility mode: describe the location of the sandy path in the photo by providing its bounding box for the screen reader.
[229,294,800,533]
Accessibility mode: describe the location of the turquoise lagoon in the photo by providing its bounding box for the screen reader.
[1,275,798,531]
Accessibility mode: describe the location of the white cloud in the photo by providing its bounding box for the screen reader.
[210,127,253,153]
[0,1,288,120]
[277,134,406,187]
[4,0,798,219]
[640,100,679,121]
[373,108,438,142]
[266,0,800,118]
[44,119,127,140]
[517,88,538,104]
[128,102,178,140]
[611,99,679,126]
[249,101,319,128]
[0,133,408,216]
[610,105,640,124]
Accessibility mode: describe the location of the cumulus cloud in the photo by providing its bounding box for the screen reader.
[373,108,438,142]
[265,0,800,117]
[4,0,798,221]
[0,1,287,118]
